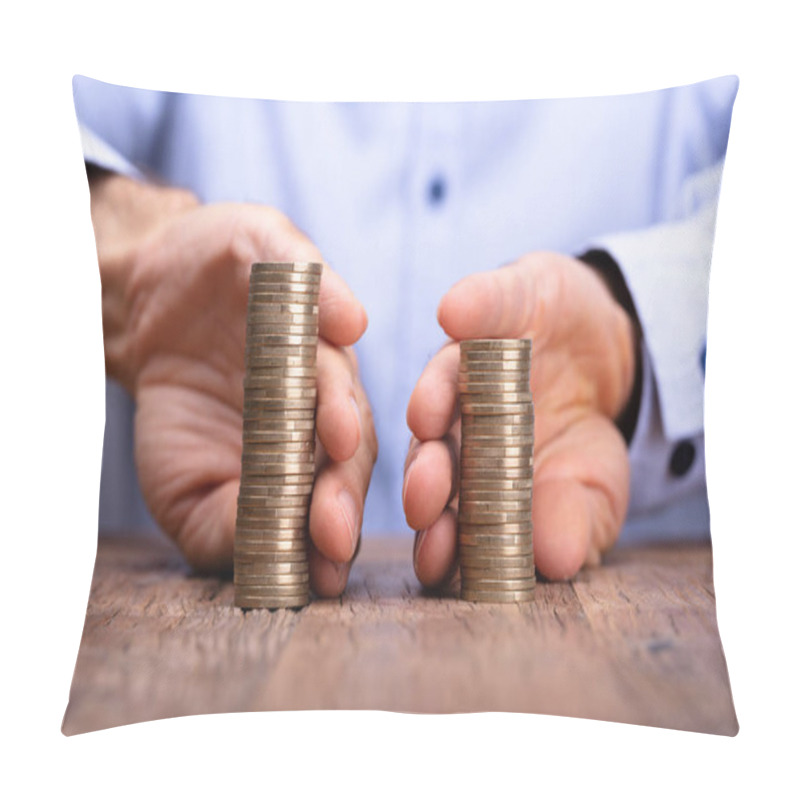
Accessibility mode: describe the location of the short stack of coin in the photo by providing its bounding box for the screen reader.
[458,339,535,603]
[234,261,322,609]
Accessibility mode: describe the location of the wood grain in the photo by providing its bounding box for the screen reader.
[62,535,737,736]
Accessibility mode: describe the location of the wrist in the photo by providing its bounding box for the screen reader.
[577,249,643,444]
[87,166,198,391]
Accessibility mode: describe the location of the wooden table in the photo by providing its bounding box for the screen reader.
[62,534,737,736]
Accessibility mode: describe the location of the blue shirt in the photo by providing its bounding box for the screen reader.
[73,74,738,542]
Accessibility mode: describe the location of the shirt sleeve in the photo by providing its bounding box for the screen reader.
[584,159,725,524]
[78,121,147,181]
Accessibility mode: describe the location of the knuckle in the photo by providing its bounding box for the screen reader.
[262,205,292,235]
[226,210,261,266]
[124,250,160,376]
[362,403,379,463]
[344,345,359,372]
[225,205,293,266]
[166,186,198,215]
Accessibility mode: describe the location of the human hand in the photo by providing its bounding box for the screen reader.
[90,172,376,596]
[403,252,637,585]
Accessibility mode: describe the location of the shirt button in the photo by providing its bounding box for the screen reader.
[669,440,696,477]
[427,175,447,206]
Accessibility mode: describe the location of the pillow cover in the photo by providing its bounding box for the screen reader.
[62,74,738,736]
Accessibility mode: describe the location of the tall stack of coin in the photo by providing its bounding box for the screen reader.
[458,339,535,603]
[234,261,321,609]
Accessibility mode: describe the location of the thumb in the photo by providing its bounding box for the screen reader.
[437,254,565,342]
[200,203,369,347]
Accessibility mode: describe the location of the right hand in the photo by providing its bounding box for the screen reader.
[90,170,377,596]
[402,252,637,586]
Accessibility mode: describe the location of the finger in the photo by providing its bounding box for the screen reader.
[198,204,367,346]
[413,507,458,588]
[308,452,370,564]
[309,539,352,598]
[316,341,361,463]
[403,436,458,532]
[437,253,563,342]
[318,264,368,347]
[309,385,377,564]
[406,342,460,441]
[532,415,629,579]
[238,205,368,346]
[172,478,239,573]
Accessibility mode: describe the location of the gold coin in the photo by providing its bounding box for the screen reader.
[459,553,534,569]
[247,298,319,311]
[460,434,534,446]
[461,406,533,421]
[246,325,319,338]
[242,417,316,430]
[461,413,534,425]
[244,350,317,363]
[458,379,531,393]
[234,585,312,599]
[234,535,309,549]
[237,482,314,496]
[241,448,315,461]
[243,401,317,415]
[234,543,308,557]
[234,593,309,610]
[460,339,531,352]
[245,354,317,366]
[249,272,321,286]
[239,469,315,483]
[235,561,309,575]
[457,509,532,524]
[243,380,318,393]
[460,566,534,580]
[457,361,531,373]
[457,478,533,492]
[234,545,308,558]
[460,465,532,479]
[236,505,310,520]
[459,588,535,604]
[240,468,315,481]
[235,576,311,590]
[245,334,318,347]
[458,532,532,547]
[458,545,534,559]
[242,431,316,445]
[245,364,316,377]
[458,500,532,514]
[243,439,315,452]
[460,421,534,433]
[461,444,533,458]
[461,575,536,589]
[251,261,322,275]
[247,293,320,307]
[243,385,318,398]
[236,502,311,514]
[460,400,532,416]
[236,516,312,531]
[460,456,532,469]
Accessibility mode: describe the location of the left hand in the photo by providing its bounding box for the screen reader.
[89,171,376,596]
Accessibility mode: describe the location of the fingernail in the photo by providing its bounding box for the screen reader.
[334,560,349,589]
[338,488,359,555]
[403,455,418,508]
[413,528,428,573]
[349,394,361,432]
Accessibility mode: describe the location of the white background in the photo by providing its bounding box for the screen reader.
[1,1,797,796]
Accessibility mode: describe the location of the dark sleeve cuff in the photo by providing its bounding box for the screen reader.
[577,248,644,446]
